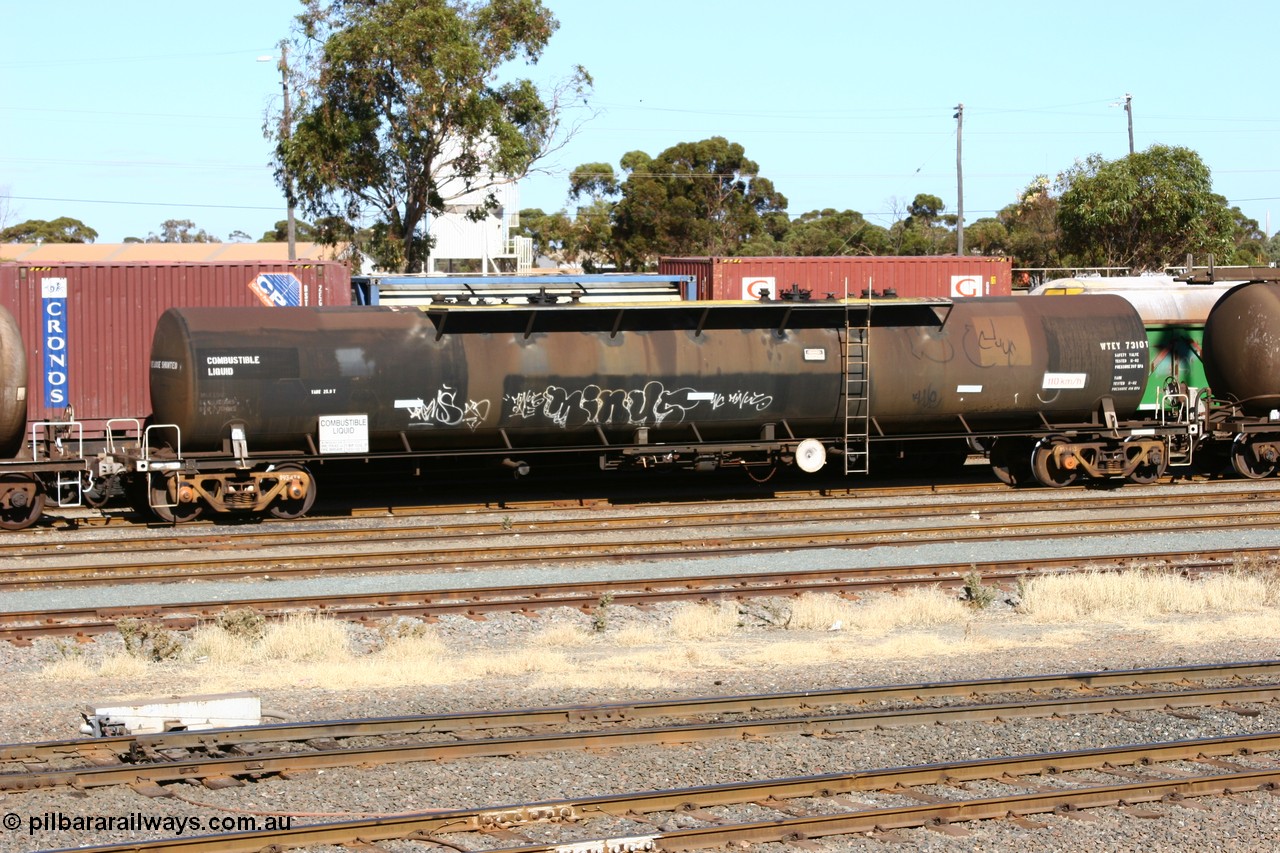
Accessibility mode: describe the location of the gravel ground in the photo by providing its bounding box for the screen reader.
[5,479,1280,851]
[3,595,1280,853]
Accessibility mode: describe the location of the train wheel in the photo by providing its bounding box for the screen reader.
[1125,439,1167,485]
[0,474,46,530]
[82,475,113,509]
[67,472,114,508]
[989,439,1034,487]
[269,464,316,519]
[149,473,203,524]
[1031,438,1080,488]
[1230,436,1278,480]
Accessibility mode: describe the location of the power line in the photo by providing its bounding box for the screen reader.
[7,195,282,212]
[0,47,275,70]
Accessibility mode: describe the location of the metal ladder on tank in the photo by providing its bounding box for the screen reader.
[843,287,871,475]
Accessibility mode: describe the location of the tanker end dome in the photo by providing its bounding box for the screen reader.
[149,309,200,436]
[1203,281,1280,414]
[868,295,1149,432]
[0,305,28,459]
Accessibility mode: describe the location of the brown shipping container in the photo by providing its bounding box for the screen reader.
[659,256,1012,301]
[0,261,351,435]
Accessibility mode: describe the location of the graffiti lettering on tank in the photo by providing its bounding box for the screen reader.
[725,390,773,411]
[504,382,774,429]
[905,327,956,364]
[399,386,491,430]
[911,385,941,410]
[963,317,1033,368]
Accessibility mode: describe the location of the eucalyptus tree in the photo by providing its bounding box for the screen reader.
[780,209,891,256]
[0,217,98,243]
[607,137,788,269]
[277,0,591,271]
[1056,144,1234,271]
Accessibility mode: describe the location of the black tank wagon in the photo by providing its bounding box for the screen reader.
[124,294,1161,521]
[1202,280,1280,478]
[0,304,27,459]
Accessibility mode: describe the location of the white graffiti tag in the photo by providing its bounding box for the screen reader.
[503,382,774,429]
[403,386,491,430]
[726,390,774,411]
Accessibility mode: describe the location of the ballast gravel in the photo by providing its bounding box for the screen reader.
[6,477,1280,851]
[2,600,1280,853]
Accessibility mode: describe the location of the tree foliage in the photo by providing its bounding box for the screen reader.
[515,207,576,264]
[279,0,591,272]
[1056,145,1235,272]
[257,216,355,244]
[146,219,219,243]
[780,209,891,256]
[603,137,787,269]
[1225,207,1268,265]
[995,177,1062,268]
[0,217,98,243]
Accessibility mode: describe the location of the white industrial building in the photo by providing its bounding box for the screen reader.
[425,179,533,274]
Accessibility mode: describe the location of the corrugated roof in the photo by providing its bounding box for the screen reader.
[0,242,349,264]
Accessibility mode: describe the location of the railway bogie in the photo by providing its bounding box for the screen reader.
[142,463,317,521]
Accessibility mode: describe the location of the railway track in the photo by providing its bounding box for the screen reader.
[5,660,1275,771]
[7,479,1280,561]
[1,547,1269,644]
[13,663,1280,852]
[5,482,1280,590]
[4,662,1279,793]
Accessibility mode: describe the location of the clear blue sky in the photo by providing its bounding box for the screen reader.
[4,0,1277,245]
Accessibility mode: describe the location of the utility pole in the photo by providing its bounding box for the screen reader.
[268,44,299,261]
[259,46,298,260]
[954,103,964,256]
[1124,93,1134,156]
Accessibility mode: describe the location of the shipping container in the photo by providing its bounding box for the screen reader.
[659,256,1012,301]
[0,261,351,435]
[351,273,698,306]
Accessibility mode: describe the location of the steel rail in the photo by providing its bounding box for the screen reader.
[5,505,1280,591]
[0,550,1251,644]
[6,659,1278,766]
[10,485,1280,561]
[43,731,1280,853]
[5,682,1279,792]
[0,547,1264,644]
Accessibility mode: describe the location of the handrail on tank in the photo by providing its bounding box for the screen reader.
[29,420,83,463]
[30,420,87,507]
[139,423,183,512]
[104,419,143,454]
[1156,381,1205,431]
[142,423,182,467]
[1157,387,1188,426]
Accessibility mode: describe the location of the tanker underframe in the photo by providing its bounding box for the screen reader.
[107,405,1197,525]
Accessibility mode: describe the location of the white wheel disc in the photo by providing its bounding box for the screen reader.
[795,439,827,473]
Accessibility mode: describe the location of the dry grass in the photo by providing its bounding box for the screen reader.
[788,590,972,633]
[1018,569,1280,621]
[528,623,596,648]
[37,568,1280,696]
[257,613,352,662]
[669,600,739,639]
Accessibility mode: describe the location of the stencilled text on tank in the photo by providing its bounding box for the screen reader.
[198,395,241,417]
[397,386,491,430]
[505,382,774,428]
[1102,339,1148,393]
